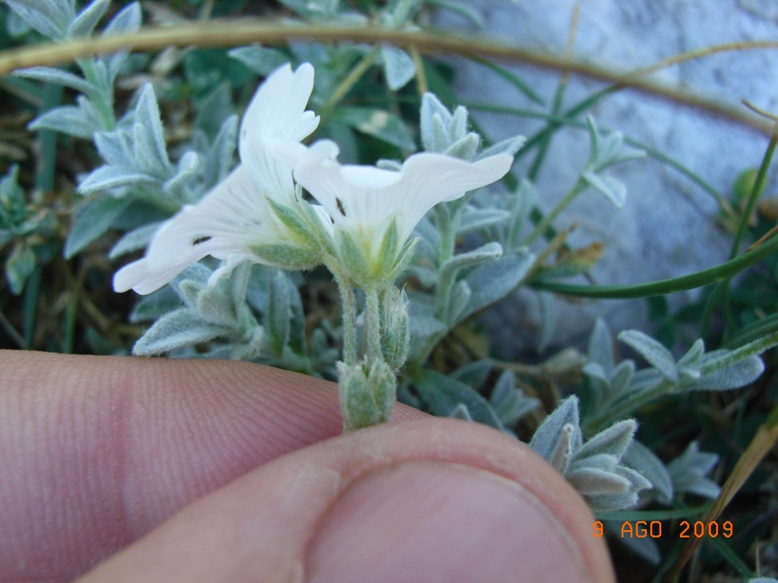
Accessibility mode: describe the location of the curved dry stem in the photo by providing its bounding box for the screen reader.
[0,21,775,134]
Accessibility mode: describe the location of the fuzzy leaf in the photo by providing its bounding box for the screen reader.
[457,207,510,235]
[265,270,292,357]
[440,241,502,280]
[79,165,159,195]
[624,440,673,504]
[381,45,416,91]
[228,45,289,76]
[14,67,96,96]
[567,467,631,496]
[578,419,637,460]
[5,0,71,39]
[129,286,181,323]
[109,222,163,259]
[65,196,132,258]
[413,368,505,431]
[68,0,110,38]
[444,132,480,160]
[29,104,96,139]
[334,107,416,151]
[5,244,36,295]
[618,329,678,383]
[461,251,534,321]
[690,355,764,391]
[490,371,539,426]
[133,84,171,177]
[582,171,627,208]
[132,308,228,356]
[529,396,581,461]
[476,135,526,160]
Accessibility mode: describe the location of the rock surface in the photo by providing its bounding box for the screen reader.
[434,0,778,356]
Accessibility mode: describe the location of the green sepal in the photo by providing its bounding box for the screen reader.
[375,218,399,272]
[379,286,410,372]
[338,358,397,432]
[387,237,418,281]
[335,229,370,285]
[267,198,314,241]
[250,242,320,271]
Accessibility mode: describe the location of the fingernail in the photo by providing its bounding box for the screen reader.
[306,461,591,583]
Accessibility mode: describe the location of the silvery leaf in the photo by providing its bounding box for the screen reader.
[429,114,450,153]
[420,93,453,153]
[457,207,510,235]
[425,0,484,26]
[576,419,636,460]
[28,104,96,139]
[129,286,180,323]
[413,368,506,432]
[264,270,292,357]
[462,251,534,321]
[547,423,575,473]
[444,133,480,161]
[449,403,473,421]
[582,171,627,208]
[101,3,142,79]
[440,241,502,280]
[529,395,581,460]
[133,84,172,177]
[588,318,614,373]
[567,466,631,496]
[14,67,96,96]
[476,135,526,160]
[5,0,72,39]
[450,360,491,390]
[164,151,199,195]
[666,442,720,499]
[610,359,636,395]
[132,308,228,356]
[228,45,289,76]
[381,45,416,91]
[102,2,141,35]
[689,355,764,391]
[448,279,472,324]
[618,329,678,383]
[196,286,237,328]
[68,0,110,38]
[78,165,159,195]
[490,370,539,426]
[538,291,556,352]
[448,106,468,142]
[624,440,673,504]
[109,221,163,259]
[64,195,132,258]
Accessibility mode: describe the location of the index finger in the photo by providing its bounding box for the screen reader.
[0,350,425,581]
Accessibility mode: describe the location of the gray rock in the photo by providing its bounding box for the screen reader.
[434,0,778,356]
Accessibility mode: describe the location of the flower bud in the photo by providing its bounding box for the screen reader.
[380,286,410,372]
[337,358,396,431]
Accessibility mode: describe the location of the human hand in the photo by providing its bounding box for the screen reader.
[0,350,614,582]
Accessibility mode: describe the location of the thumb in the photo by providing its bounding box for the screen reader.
[77,418,614,583]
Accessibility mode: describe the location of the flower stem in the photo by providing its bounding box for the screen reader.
[365,286,382,363]
[523,178,586,246]
[434,204,456,322]
[336,275,358,365]
[319,45,380,121]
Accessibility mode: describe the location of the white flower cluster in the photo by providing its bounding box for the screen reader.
[114,62,513,295]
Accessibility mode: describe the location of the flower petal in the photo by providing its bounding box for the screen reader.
[239,62,319,199]
[293,141,513,245]
[114,165,280,294]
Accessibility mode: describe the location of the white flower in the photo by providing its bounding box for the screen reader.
[288,139,514,284]
[114,62,320,295]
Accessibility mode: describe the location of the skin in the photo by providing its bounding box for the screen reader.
[0,350,615,582]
